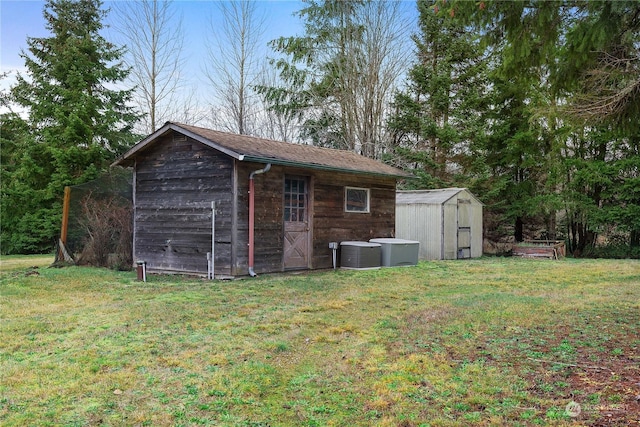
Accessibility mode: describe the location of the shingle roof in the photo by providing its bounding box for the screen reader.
[114,122,410,178]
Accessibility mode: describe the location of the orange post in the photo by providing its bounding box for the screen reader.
[60,186,71,245]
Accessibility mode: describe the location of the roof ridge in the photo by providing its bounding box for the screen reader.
[170,121,382,158]
[116,122,411,178]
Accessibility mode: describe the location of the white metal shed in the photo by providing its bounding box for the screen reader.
[395,188,483,260]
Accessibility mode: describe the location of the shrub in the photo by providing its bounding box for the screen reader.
[75,195,132,270]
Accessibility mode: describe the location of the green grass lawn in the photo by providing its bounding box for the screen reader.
[1,257,638,426]
[0,254,54,271]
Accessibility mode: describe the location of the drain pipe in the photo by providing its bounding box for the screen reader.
[248,163,271,277]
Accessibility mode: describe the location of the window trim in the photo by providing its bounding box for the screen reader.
[284,176,307,223]
[344,186,370,213]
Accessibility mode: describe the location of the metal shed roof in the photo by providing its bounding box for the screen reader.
[396,188,483,205]
[113,122,411,178]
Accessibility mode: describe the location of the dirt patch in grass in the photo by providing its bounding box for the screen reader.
[565,357,640,426]
[437,307,640,426]
[529,311,640,427]
[385,270,640,426]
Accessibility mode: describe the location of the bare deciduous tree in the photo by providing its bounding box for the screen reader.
[204,0,266,135]
[350,0,409,158]
[115,0,186,133]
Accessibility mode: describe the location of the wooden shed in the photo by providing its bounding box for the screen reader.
[113,122,409,277]
[395,188,483,260]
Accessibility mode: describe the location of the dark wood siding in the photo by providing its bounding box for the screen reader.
[133,131,234,275]
[235,164,396,274]
[311,172,396,269]
[235,163,285,275]
[132,135,397,276]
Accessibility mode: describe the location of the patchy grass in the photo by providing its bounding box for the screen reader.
[0,254,54,272]
[1,258,638,426]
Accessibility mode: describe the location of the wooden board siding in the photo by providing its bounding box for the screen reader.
[235,164,397,274]
[134,132,234,275]
[132,133,398,276]
[235,163,285,275]
[312,172,396,269]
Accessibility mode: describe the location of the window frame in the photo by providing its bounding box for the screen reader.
[284,176,307,223]
[344,186,370,213]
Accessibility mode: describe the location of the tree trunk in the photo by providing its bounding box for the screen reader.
[546,212,556,240]
[515,217,523,242]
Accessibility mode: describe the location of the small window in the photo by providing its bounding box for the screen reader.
[345,187,370,213]
[284,177,307,222]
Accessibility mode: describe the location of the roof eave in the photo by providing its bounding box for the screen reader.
[241,155,412,178]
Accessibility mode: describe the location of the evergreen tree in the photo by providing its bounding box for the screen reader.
[481,71,562,243]
[388,0,487,187]
[438,0,640,254]
[556,1,640,253]
[2,0,138,254]
[0,113,49,254]
[257,0,407,158]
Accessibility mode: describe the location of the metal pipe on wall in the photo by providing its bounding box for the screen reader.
[212,201,215,277]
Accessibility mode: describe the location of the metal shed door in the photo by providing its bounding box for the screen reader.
[457,199,472,259]
[283,176,310,269]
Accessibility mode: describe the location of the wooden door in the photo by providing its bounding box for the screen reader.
[283,176,310,269]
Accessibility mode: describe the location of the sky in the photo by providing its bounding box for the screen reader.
[0,0,306,91]
[0,0,418,120]
[2,1,49,72]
